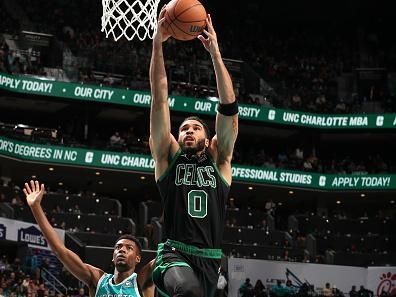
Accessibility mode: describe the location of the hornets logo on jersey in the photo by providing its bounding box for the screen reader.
[95,273,140,297]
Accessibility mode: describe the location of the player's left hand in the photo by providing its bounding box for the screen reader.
[198,14,220,57]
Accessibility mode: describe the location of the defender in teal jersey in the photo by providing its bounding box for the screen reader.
[150,8,238,297]
[96,271,140,297]
[23,180,155,297]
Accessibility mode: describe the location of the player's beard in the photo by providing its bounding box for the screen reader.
[179,138,207,155]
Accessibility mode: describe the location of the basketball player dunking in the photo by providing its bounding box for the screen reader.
[150,7,239,297]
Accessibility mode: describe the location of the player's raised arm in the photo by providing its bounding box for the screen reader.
[23,181,103,289]
[149,6,179,180]
[198,14,239,185]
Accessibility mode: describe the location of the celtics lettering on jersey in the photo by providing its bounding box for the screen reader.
[174,154,217,219]
[175,163,217,188]
[157,150,229,248]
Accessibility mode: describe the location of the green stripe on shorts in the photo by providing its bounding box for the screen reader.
[166,239,222,259]
[152,241,222,297]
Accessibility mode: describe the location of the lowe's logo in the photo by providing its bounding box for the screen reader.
[18,226,47,247]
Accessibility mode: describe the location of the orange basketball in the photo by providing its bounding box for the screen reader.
[164,0,207,41]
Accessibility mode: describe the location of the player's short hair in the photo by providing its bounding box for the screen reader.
[115,234,142,255]
[180,116,211,139]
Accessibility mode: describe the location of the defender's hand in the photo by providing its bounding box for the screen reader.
[23,180,45,208]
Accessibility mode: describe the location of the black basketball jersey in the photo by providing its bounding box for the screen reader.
[157,149,230,249]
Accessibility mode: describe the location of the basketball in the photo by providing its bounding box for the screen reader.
[164,0,207,41]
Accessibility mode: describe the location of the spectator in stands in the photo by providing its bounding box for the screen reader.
[125,127,138,149]
[60,221,66,230]
[323,283,333,297]
[23,180,155,297]
[295,148,304,161]
[0,50,6,73]
[315,255,325,264]
[283,250,290,261]
[73,204,81,214]
[308,285,317,297]
[302,254,310,263]
[265,200,276,216]
[358,286,373,297]
[230,217,238,227]
[40,257,51,272]
[270,280,287,297]
[21,275,30,292]
[32,267,42,282]
[60,268,79,290]
[11,194,23,207]
[240,278,255,297]
[228,197,239,210]
[285,280,296,296]
[10,258,22,273]
[52,205,63,214]
[109,131,123,146]
[74,287,87,297]
[6,271,17,287]
[254,280,267,297]
[9,53,24,74]
[350,286,359,297]
[36,283,46,297]
[257,218,268,230]
[26,277,37,296]
[14,281,27,297]
[332,286,344,297]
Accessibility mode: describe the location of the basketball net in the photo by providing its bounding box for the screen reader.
[101,0,160,41]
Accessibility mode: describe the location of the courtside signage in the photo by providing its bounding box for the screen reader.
[0,217,64,250]
[1,136,395,190]
[1,72,395,129]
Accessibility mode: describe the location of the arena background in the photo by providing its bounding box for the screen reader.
[0,0,395,296]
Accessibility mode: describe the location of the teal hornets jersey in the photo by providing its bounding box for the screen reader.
[95,272,140,297]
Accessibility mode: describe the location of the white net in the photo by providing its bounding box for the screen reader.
[101,0,160,41]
